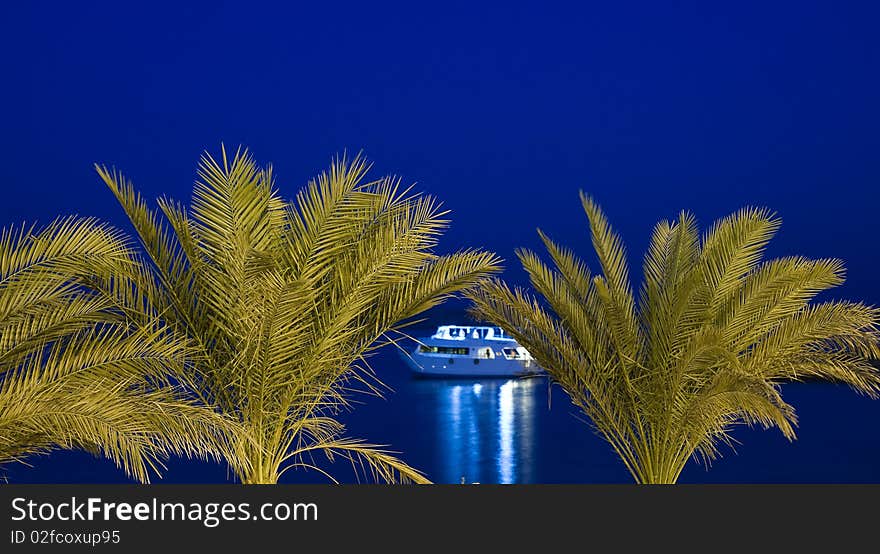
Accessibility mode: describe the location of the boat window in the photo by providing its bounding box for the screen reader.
[502,347,519,359]
[419,345,469,356]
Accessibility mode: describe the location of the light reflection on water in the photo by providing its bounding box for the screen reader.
[414,377,541,484]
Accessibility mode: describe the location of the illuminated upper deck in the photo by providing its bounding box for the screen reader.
[430,325,517,342]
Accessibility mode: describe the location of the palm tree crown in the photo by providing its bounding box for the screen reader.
[0,217,241,482]
[96,147,501,483]
[468,192,880,484]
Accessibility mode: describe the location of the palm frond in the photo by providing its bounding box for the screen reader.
[0,217,247,482]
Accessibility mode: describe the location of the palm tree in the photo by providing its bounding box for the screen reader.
[467,192,880,484]
[0,217,245,482]
[95,147,501,484]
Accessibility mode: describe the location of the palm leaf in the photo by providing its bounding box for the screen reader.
[0,217,248,482]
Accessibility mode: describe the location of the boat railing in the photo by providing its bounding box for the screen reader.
[431,325,513,341]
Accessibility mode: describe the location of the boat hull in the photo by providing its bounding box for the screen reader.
[399,349,543,378]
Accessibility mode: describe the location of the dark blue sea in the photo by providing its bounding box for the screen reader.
[6,338,880,484]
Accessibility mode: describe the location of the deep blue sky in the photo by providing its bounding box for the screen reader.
[2,1,879,483]
[2,0,878,300]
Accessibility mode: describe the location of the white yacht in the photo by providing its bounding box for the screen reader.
[400,325,543,378]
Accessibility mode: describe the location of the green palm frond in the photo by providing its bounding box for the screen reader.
[468,193,880,484]
[0,217,248,482]
[96,146,501,483]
